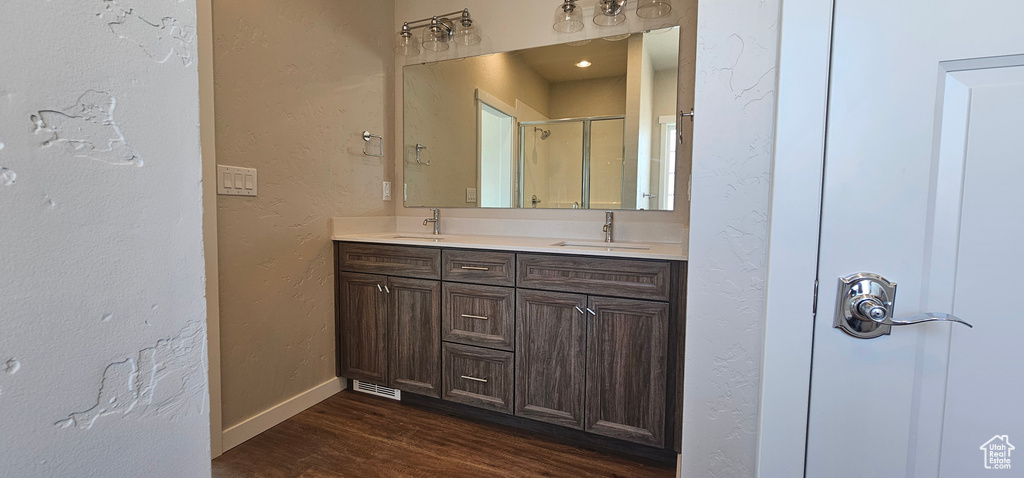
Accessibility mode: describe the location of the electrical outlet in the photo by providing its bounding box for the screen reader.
[217,165,257,197]
[466,187,477,203]
[382,181,392,201]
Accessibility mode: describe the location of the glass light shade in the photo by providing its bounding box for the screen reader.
[422,27,450,52]
[593,12,625,26]
[553,3,585,33]
[394,32,419,56]
[636,0,672,19]
[594,0,627,26]
[453,23,481,46]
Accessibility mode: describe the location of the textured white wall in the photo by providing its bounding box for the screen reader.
[0,1,209,477]
[213,0,396,428]
[682,0,780,476]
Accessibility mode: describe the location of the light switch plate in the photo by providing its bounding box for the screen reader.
[466,187,477,203]
[382,181,392,201]
[218,165,257,196]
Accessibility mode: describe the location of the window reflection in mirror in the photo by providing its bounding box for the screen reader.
[403,26,681,211]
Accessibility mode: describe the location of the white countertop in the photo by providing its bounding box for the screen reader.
[332,232,687,261]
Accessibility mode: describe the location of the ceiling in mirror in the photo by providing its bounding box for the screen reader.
[403,26,682,211]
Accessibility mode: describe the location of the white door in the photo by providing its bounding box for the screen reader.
[806,1,1024,476]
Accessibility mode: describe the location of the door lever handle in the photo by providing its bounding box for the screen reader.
[835,272,973,339]
[890,312,972,327]
[853,296,973,328]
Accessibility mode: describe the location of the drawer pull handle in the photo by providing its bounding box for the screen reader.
[461,314,489,320]
[377,284,383,292]
[460,375,488,383]
[384,285,390,294]
[586,308,596,316]
[575,306,584,314]
[460,266,490,271]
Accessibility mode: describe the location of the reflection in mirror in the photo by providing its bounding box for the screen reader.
[403,26,680,210]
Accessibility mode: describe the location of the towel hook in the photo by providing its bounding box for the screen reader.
[362,131,384,158]
[415,143,431,165]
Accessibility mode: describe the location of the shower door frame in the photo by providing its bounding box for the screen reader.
[518,114,625,210]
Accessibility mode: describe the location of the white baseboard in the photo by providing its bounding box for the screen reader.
[221,377,345,451]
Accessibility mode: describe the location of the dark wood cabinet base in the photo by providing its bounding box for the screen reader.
[399,388,678,466]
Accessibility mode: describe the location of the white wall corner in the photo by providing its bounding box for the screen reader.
[681,0,783,476]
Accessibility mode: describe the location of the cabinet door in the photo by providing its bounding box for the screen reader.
[515,290,587,429]
[585,296,668,447]
[338,272,389,385]
[387,277,441,398]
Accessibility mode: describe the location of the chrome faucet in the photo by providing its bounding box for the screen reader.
[423,208,440,235]
[602,211,613,243]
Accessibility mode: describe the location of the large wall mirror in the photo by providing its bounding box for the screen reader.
[403,26,681,211]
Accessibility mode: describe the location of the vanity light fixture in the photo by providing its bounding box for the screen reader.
[576,60,592,68]
[395,9,480,56]
[594,0,627,26]
[553,0,585,33]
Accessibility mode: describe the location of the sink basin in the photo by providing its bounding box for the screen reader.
[381,234,447,242]
[552,241,652,251]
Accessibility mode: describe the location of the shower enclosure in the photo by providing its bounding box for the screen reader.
[518,115,625,209]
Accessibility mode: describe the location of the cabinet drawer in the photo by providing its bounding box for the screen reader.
[443,283,515,351]
[516,254,671,301]
[442,343,514,414]
[338,242,440,279]
[442,249,515,286]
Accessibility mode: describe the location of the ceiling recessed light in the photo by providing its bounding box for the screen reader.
[576,60,592,68]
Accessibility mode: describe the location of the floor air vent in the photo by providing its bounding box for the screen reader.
[353,380,401,400]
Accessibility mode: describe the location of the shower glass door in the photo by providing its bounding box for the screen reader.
[518,116,625,209]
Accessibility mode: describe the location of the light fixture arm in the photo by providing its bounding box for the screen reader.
[401,9,473,32]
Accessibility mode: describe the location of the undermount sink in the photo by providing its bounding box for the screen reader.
[552,241,652,251]
[382,233,448,241]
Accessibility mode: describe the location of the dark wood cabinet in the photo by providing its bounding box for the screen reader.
[336,243,442,398]
[337,241,685,455]
[388,277,441,398]
[585,296,669,447]
[338,272,389,385]
[515,290,587,429]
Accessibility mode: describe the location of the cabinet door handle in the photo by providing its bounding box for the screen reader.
[461,314,488,320]
[586,308,596,316]
[460,266,490,271]
[575,306,584,314]
[377,284,383,292]
[384,285,390,294]
[460,375,488,383]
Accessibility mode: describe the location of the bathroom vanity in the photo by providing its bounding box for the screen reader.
[334,234,686,460]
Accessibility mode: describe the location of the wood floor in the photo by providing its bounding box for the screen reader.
[213,390,676,478]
